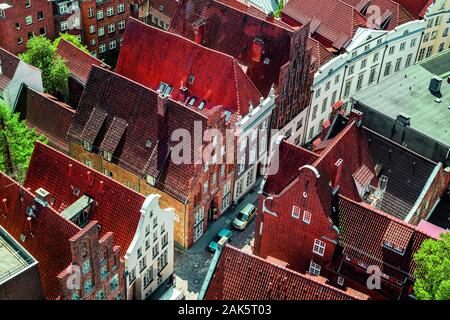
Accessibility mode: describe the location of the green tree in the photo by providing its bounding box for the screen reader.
[413,232,450,300]
[54,33,89,53]
[19,36,70,96]
[0,101,47,182]
[274,0,285,18]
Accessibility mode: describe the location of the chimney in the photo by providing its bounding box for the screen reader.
[68,163,73,177]
[34,188,49,207]
[252,37,264,62]
[349,109,363,127]
[157,92,169,117]
[98,180,104,194]
[429,76,442,94]
[194,21,205,45]
[2,198,7,217]
[87,171,94,186]
[331,158,344,193]
[396,113,411,126]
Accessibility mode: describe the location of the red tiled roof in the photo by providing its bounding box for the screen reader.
[116,18,261,116]
[24,87,75,152]
[68,66,208,202]
[150,0,180,20]
[391,0,432,18]
[282,0,371,50]
[24,142,146,259]
[263,140,319,195]
[307,37,334,71]
[170,0,304,97]
[338,195,434,280]
[56,39,110,84]
[0,171,81,299]
[0,47,21,91]
[205,245,366,300]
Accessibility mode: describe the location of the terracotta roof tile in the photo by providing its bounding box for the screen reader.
[24,142,146,259]
[205,245,366,300]
[99,116,128,154]
[390,0,432,18]
[68,66,208,202]
[170,0,303,97]
[56,39,110,84]
[116,18,262,116]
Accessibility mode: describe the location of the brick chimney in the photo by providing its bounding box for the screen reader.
[331,158,343,193]
[157,92,169,117]
[194,22,205,45]
[252,37,264,62]
[349,109,364,127]
[157,93,170,172]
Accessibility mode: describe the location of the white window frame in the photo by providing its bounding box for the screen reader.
[291,206,301,219]
[302,211,311,224]
[309,261,321,276]
[313,239,326,256]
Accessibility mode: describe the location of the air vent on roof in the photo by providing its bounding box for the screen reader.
[429,76,442,94]
[396,113,410,126]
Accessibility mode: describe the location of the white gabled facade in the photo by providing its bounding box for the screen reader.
[280,19,425,147]
[233,90,276,204]
[124,194,174,300]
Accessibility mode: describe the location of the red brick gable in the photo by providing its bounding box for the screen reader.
[307,37,335,71]
[24,142,146,259]
[23,87,75,152]
[170,0,305,97]
[56,39,110,84]
[67,66,209,202]
[205,245,366,300]
[390,0,432,18]
[0,172,81,299]
[116,18,261,116]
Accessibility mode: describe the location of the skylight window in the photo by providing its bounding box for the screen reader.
[158,82,167,93]
[164,85,173,96]
[187,96,197,108]
[224,110,232,122]
[198,100,206,111]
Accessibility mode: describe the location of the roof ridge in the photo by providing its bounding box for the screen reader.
[58,38,109,67]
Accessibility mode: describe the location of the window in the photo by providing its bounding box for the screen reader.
[25,16,32,25]
[334,74,340,84]
[98,26,105,36]
[211,172,217,185]
[203,181,209,193]
[145,238,150,250]
[321,98,328,113]
[425,46,432,58]
[143,268,153,288]
[139,256,147,272]
[107,6,114,16]
[118,3,125,13]
[399,42,405,52]
[246,168,254,186]
[296,118,303,130]
[25,0,31,7]
[100,265,108,280]
[89,24,95,34]
[292,206,300,219]
[431,30,437,40]
[313,239,326,256]
[84,279,93,294]
[394,58,402,72]
[384,62,392,76]
[351,50,357,58]
[373,52,379,62]
[405,53,413,67]
[311,105,318,120]
[96,289,106,300]
[309,261,321,276]
[152,243,159,259]
[423,32,430,42]
[325,81,330,91]
[157,250,168,272]
[161,232,168,248]
[337,276,345,286]
[368,67,376,85]
[331,90,337,104]
[153,231,157,242]
[137,247,142,258]
[438,42,445,52]
[108,23,115,33]
[104,168,113,177]
[118,20,126,30]
[220,164,226,177]
[388,46,395,55]
[82,259,91,274]
[15,22,20,30]
[434,16,441,26]
[72,17,80,28]
[418,48,425,61]
[60,20,68,31]
[410,38,416,47]
[97,10,104,20]
[315,88,321,98]
[89,39,96,46]
[308,126,315,140]
[348,65,354,75]
[194,207,204,226]
[356,73,364,91]
[153,217,158,228]
[360,58,367,69]
[364,44,370,51]
[443,27,449,38]
[88,7,94,17]
[303,211,311,224]
[59,3,67,14]
[343,80,352,98]
[84,158,93,168]
[17,37,23,45]
[236,179,243,196]
[37,11,44,20]
[109,274,119,292]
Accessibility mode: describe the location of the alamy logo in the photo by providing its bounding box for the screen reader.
[366,265,382,290]
[66,265,81,290]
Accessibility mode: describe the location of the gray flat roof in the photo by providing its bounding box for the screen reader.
[0,226,36,283]
[353,49,450,147]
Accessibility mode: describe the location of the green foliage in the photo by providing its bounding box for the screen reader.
[274,0,285,18]
[54,33,89,54]
[413,232,450,300]
[19,35,69,96]
[0,101,47,182]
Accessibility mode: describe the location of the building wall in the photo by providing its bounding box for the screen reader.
[80,0,130,58]
[417,0,450,61]
[284,21,424,146]
[53,0,83,40]
[254,166,338,274]
[0,0,55,55]
[0,262,43,300]
[58,222,125,300]
[124,194,174,300]
[7,60,44,110]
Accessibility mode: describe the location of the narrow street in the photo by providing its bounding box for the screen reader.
[173,179,262,300]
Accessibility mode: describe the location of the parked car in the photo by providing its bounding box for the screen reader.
[208,228,233,252]
[232,203,257,230]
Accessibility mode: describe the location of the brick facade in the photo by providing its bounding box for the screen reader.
[0,0,55,55]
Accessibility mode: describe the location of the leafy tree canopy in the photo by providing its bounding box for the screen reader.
[0,101,47,182]
[54,33,90,54]
[413,232,450,300]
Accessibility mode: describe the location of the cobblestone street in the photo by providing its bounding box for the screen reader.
[173,182,260,300]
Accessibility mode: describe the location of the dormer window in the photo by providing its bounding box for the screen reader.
[198,100,206,111]
[188,74,195,85]
[164,85,173,96]
[187,96,197,107]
